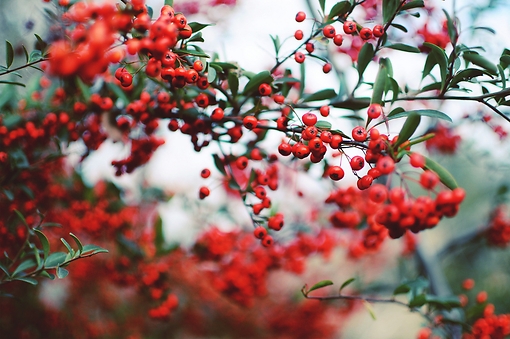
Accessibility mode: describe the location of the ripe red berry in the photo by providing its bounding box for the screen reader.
[254,226,267,239]
[357,175,374,190]
[243,115,258,130]
[322,24,336,38]
[305,42,315,53]
[195,93,209,108]
[295,52,305,63]
[193,60,204,72]
[211,107,224,121]
[350,155,365,171]
[120,72,133,87]
[330,134,343,149]
[278,143,292,156]
[328,166,345,181]
[319,105,330,117]
[294,30,304,40]
[200,168,211,178]
[320,131,333,143]
[376,156,395,174]
[199,186,210,199]
[476,291,488,304]
[261,235,274,247]
[295,11,306,22]
[409,153,426,168]
[367,103,382,119]
[273,94,285,104]
[268,214,284,231]
[419,170,439,189]
[236,156,249,170]
[462,278,475,291]
[322,63,332,73]
[373,24,385,37]
[343,21,357,34]
[369,184,388,203]
[302,112,317,126]
[360,27,373,40]
[333,34,343,46]
[258,83,272,96]
[352,126,367,142]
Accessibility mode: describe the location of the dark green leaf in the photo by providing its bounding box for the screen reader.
[463,52,498,75]
[423,43,448,90]
[164,0,173,6]
[0,263,9,277]
[81,244,109,255]
[339,278,355,292]
[394,112,421,148]
[329,1,350,19]
[106,82,130,104]
[56,266,69,279]
[69,233,83,253]
[45,252,67,268]
[0,80,25,87]
[498,64,506,89]
[473,26,496,35]
[242,70,273,95]
[34,34,47,54]
[371,63,388,104]
[418,82,442,93]
[449,68,488,88]
[308,280,333,293]
[386,109,452,122]
[35,229,50,259]
[15,277,38,285]
[426,295,462,311]
[212,154,226,175]
[390,23,408,32]
[188,32,204,43]
[442,10,457,43]
[401,0,424,10]
[386,107,405,118]
[302,89,337,102]
[383,0,400,23]
[500,55,510,69]
[319,0,326,13]
[188,22,213,33]
[210,62,238,72]
[39,270,55,280]
[316,120,332,130]
[331,97,370,110]
[5,40,14,68]
[61,238,74,255]
[174,49,210,58]
[22,45,29,63]
[228,72,239,98]
[423,156,458,189]
[154,216,165,254]
[385,43,421,53]
[273,77,300,84]
[270,35,280,56]
[409,294,427,308]
[393,283,411,295]
[76,78,91,101]
[13,259,37,277]
[357,43,374,79]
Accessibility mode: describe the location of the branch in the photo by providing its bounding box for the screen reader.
[0,58,47,77]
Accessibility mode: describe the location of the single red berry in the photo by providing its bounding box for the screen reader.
[278,143,292,156]
[305,42,315,53]
[254,186,267,199]
[200,168,211,178]
[320,131,333,143]
[330,134,343,149]
[367,103,382,119]
[328,166,345,181]
[193,60,204,72]
[258,83,272,96]
[352,126,367,142]
[409,153,426,168]
[273,94,285,104]
[343,21,357,34]
[360,27,373,40]
[199,186,210,199]
[368,167,381,179]
[373,24,385,37]
[211,107,224,121]
[120,72,133,87]
[295,52,305,63]
[319,105,330,117]
[462,278,475,291]
[268,214,284,231]
[376,156,395,174]
[322,63,332,73]
[369,184,388,203]
[357,175,374,190]
[294,30,304,40]
[419,170,439,189]
[236,156,249,170]
[261,235,274,247]
[243,115,258,130]
[168,119,179,131]
[369,128,381,141]
[476,291,488,304]
[302,112,317,126]
[292,143,310,159]
[254,226,267,239]
[350,155,365,171]
[323,24,336,38]
[195,93,209,108]
[295,11,306,22]
[333,34,343,46]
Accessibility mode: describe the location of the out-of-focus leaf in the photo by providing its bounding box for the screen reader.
[0,81,25,87]
[307,280,333,293]
[329,1,350,19]
[316,121,332,130]
[401,0,424,10]
[463,52,498,75]
[371,63,388,104]
[12,259,37,277]
[35,229,50,259]
[14,277,38,285]
[362,300,377,320]
[188,22,213,33]
[212,154,226,175]
[409,294,427,308]
[228,72,239,97]
[56,266,69,279]
[385,43,421,53]
[302,89,337,102]
[5,41,14,68]
[357,43,374,79]
[383,0,400,23]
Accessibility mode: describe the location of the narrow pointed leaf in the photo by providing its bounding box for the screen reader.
[15,277,38,285]
[35,229,50,259]
[362,300,377,320]
[5,40,14,68]
[12,259,37,277]
[371,63,388,104]
[386,109,451,122]
[385,43,421,53]
[383,0,400,23]
[463,52,498,75]
[44,252,67,268]
[394,113,421,148]
[188,22,213,33]
[308,280,334,293]
[228,72,239,97]
[61,238,74,255]
[302,89,337,102]
[69,233,83,252]
[423,156,458,189]
[357,43,374,79]
[339,278,355,292]
[401,0,424,10]
[212,154,226,175]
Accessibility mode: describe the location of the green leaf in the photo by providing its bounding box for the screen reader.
[385,43,421,53]
[188,32,204,43]
[316,120,332,130]
[69,233,83,253]
[39,270,55,280]
[210,62,238,72]
[473,26,495,35]
[44,252,67,268]
[339,278,355,292]
[319,0,326,13]
[449,68,488,88]
[390,23,408,33]
[5,40,14,68]
[35,229,50,259]
[12,259,37,277]
[329,1,350,19]
[174,48,210,58]
[22,45,29,63]
[228,72,239,98]
[463,52,498,75]
[383,0,400,23]
[331,97,370,110]
[242,70,273,95]
[308,280,334,293]
[106,82,130,104]
[362,300,377,320]
[498,64,506,89]
[81,244,109,255]
[386,109,452,123]
[425,295,462,311]
[0,263,9,277]
[393,283,411,295]
[188,22,213,33]
[357,43,374,79]
[394,112,421,149]
[0,80,25,87]
[164,0,173,6]
[302,89,337,102]
[409,294,427,308]
[2,189,13,201]
[61,238,74,256]
[423,43,448,90]
[270,35,281,56]
[442,9,457,43]
[423,156,458,189]
[207,65,217,83]
[13,209,29,228]
[75,78,91,101]
[56,266,69,279]
[154,216,165,254]
[371,63,388,105]
[401,0,424,10]
[212,154,226,175]
[15,277,38,285]
[500,55,510,69]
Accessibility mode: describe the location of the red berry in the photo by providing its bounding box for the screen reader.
[367,103,382,119]
[369,184,388,203]
[322,63,332,73]
[323,24,336,38]
[254,226,267,239]
[360,27,373,40]
[343,21,357,34]
[295,11,306,22]
[319,105,330,117]
[333,34,343,46]
[120,72,133,87]
[328,166,345,181]
[369,128,381,140]
[243,115,258,130]
[320,131,333,143]
[330,134,343,149]
[278,143,292,156]
[302,112,317,126]
[295,52,305,63]
[193,60,204,72]
[211,107,224,121]
[195,93,209,108]
[357,175,374,190]
[199,186,210,199]
[409,153,426,168]
[200,168,211,178]
[376,156,395,174]
[373,24,385,37]
[268,214,284,231]
[261,235,274,247]
[350,155,365,171]
[462,278,475,291]
[294,30,304,40]
[236,156,249,170]
[305,42,315,53]
[352,126,367,142]
[273,94,285,104]
[258,83,272,96]
[419,170,439,189]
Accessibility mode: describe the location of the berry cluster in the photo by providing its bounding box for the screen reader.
[485,206,510,247]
